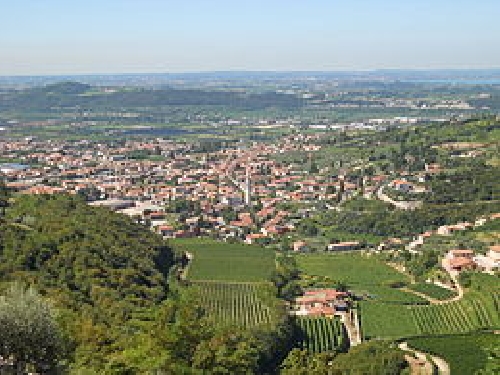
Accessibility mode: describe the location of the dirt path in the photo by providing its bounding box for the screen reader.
[399,342,450,375]
[386,263,464,305]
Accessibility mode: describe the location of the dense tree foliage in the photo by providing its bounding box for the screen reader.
[0,195,175,370]
[281,341,407,374]
[0,283,68,374]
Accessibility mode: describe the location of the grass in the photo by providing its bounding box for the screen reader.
[407,333,500,375]
[295,253,408,287]
[295,253,426,304]
[407,283,457,301]
[360,302,419,339]
[170,238,276,282]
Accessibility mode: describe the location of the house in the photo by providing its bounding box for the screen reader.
[474,246,500,274]
[291,289,349,317]
[327,241,360,252]
[391,179,414,193]
[244,233,269,245]
[293,240,308,252]
[437,223,473,236]
[158,225,175,238]
[442,249,476,273]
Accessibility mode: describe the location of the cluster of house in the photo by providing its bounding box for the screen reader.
[442,246,500,275]
[0,135,376,244]
[291,289,350,317]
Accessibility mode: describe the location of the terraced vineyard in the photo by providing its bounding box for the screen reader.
[407,283,457,301]
[362,274,500,339]
[295,317,347,353]
[193,281,272,327]
[411,283,500,334]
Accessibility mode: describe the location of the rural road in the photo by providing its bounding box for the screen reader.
[399,342,450,375]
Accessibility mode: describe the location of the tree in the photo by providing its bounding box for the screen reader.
[0,283,68,374]
[0,175,9,217]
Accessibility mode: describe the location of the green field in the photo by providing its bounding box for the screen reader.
[171,238,276,282]
[361,274,500,339]
[295,253,426,304]
[294,317,347,353]
[407,283,457,301]
[296,253,408,286]
[360,302,419,339]
[407,333,500,375]
[193,281,272,328]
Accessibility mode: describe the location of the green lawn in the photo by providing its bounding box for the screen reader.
[170,238,276,282]
[407,333,500,375]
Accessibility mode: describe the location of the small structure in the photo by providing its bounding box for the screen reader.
[474,246,500,274]
[291,289,349,317]
[442,249,476,273]
[437,223,473,236]
[327,241,360,252]
[293,240,309,252]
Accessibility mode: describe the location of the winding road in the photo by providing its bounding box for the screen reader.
[399,342,450,375]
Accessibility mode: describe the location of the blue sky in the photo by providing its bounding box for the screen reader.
[1,0,499,75]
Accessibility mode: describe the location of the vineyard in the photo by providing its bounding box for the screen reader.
[193,281,273,327]
[411,290,499,334]
[407,283,457,301]
[170,238,275,282]
[361,274,500,339]
[295,317,347,353]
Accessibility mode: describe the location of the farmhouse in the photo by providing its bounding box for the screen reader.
[442,249,476,273]
[293,240,309,252]
[391,179,414,193]
[474,245,500,274]
[291,289,349,317]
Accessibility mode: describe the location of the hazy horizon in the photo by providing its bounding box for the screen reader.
[2,0,500,75]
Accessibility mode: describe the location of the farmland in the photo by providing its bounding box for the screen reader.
[294,317,347,353]
[407,283,457,301]
[295,253,408,287]
[407,333,500,375]
[192,281,273,328]
[361,274,500,339]
[170,238,276,282]
[295,253,426,304]
[360,302,419,339]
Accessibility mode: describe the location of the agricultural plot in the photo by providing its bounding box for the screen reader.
[411,289,500,335]
[171,238,275,282]
[193,281,272,328]
[360,302,419,339]
[407,283,457,301]
[295,317,347,353]
[407,333,500,375]
[296,253,408,286]
[296,253,424,304]
[361,274,500,339]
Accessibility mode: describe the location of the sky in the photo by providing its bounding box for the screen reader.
[1,0,499,75]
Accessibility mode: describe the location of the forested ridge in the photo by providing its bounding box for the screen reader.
[0,194,293,373]
[0,82,302,112]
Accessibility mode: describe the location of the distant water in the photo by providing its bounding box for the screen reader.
[405,79,500,85]
[0,163,30,170]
